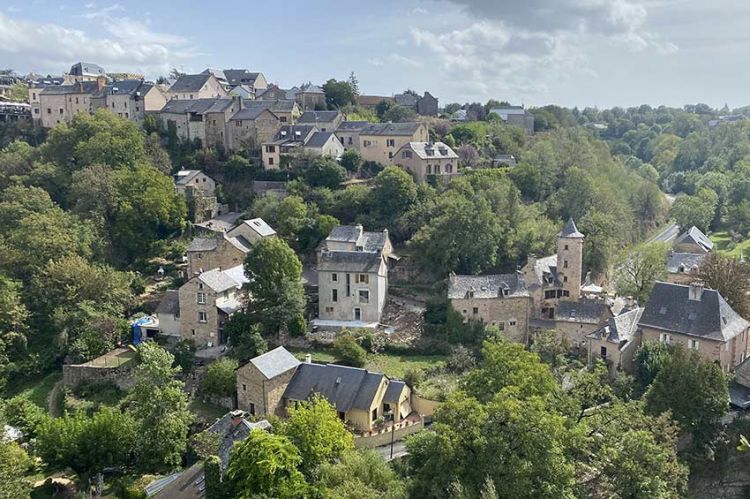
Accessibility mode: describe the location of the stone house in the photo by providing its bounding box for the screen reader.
[204,69,268,97]
[237,347,413,432]
[303,131,345,160]
[38,79,101,128]
[168,73,228,101]
[298,110,343,132]
[227,107,282,151]
[174,170,216,197]
[488,106,535,133]
[394,141,459,183]
[256,85,293,101]
[546,300,612,348]
[448,273,532,344]
[522,218,585,318]
[673,226,713,254]
[317,225,393,325]
[155,290,181,338]
[666,251,706,284]
[68,62,106,81]
[358,122,429,166]
[416,92,438,116]
[335,120,369,150]
[295,84,326,110]
[226,218,277,246]
[242,99,300,124]
[587,307,644,377]
[639,281,750,372]
[158,97,242,149]
[177,265,249,348]
[90,80,166,124]
[261,125,343,168]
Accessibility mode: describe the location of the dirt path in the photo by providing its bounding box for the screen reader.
[47,380,63,418]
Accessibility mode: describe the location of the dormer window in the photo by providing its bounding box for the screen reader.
[659,306,667,315]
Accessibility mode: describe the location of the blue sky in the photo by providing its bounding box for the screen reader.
[2,0,750,108]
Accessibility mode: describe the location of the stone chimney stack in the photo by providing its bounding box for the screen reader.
[689,282,705,301]
[304,354,312,364]
[230,410,244,427]
[97,75,106,92]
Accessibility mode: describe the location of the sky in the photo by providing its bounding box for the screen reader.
[1,0,749,109]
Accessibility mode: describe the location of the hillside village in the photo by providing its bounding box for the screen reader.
[4,59,750,498]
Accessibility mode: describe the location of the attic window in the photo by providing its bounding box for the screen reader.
[688,312,697,321]
[335,377,342,385]
[503,288,510,296]
[659,306,667,315]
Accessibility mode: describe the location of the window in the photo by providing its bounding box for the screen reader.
[498,322,505,331]
[600,346,608,358]
[388,152,393,159]
[564,260,568,268]
[386,139,395,147]
[332,289,338,302]
[363,140,372,147]
[564,244,569,250]
[34,108,39,114]
[472,307,479,315]
[266,145,276,153]
[197,292,206,304]
[371,408,378,421]
[435,164,441,174]
[47,108,51,114]
[356,274,369,284]
[359,290,370,304]
[198,282,204,289]
[75,97,79,104]
[189,94,194,99]
[348,137,352,145]
[332,273,338,282]
[198,311,208,323]
[280,116,287,122]
[426,165,432,174]
[509,319,517,326]
[191,329,196,336]
[59,108,63,114]
[249,403,255,415]
[242,384,246,391]
[346,274,351,296]
[402,151,412,159]
[563,276,568,283]
[545,290,556,299]
[338,411,346,421]
[562,290,570,297]
[689,339,700,350]
[268,157,274,165]
[446,164,453,173]
[659,333,671,344]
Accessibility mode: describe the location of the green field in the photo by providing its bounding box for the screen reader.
[6,372,62,409]
[710,231,750,258]
[288,346,447,378]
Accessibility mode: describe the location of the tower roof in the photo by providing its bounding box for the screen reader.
[560,218,584,239]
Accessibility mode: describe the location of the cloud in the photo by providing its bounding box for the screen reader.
[0,10,198,76]
[368,53,424,69]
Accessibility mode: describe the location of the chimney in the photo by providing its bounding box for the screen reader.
[355,224,364,238]
[232,95,243,111]
[304,354,312,364]
[626,296,635,309]
[689,282,705,301]
[96,75,106,92]
[230,410,244,428]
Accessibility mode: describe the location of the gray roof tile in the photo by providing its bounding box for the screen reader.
[560,218,584,238]
[448,273,529,299]
[360,122,423,136]
[169,74,212,93]
[249,346,301,379]
[283,362,384,412]
[318,251,383,273]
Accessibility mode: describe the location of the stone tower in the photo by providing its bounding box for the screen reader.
[556,218,584,301]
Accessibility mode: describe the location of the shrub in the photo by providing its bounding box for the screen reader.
[403,368,425,388]
[333,331,367,368]
[201,358,238,398]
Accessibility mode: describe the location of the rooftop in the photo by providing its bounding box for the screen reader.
[360,122,423,136]
[318,251,383,273]
[675,226,713,253]
[198,264,248,293]
[560,218,584,239]
[555,300,609,323]
[169,74,213,93]
[250,346,301,379]
[298,110,341,123]
[448,273,529,299]
[284,361,385,412]
[402,141,458,160]
[589,307,644,346]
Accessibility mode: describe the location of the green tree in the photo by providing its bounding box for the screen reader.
[0,440,32,499]
[319,449,407,499]
[635,340,672,387]
[382,105,417,123]
[279,395,354,478]
[225,430,310,498]
[303,157,347,188]
[698,252,750,317]
[323,79,355,109]
[645,345,728,440]
[332,331,367,367]
[371,166,418,225]
[8,82,28,102]
[225,313,267,362]
[614,242,669,304]
[201,358,238,398]
[204,454,227,499]
[243,237,306,335]
[670,194,714,233]
[339,148,362,172]
[172,339,196,374]
[0,275,28,392]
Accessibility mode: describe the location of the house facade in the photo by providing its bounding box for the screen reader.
[448,273,532,344]
[587,307,644,377]
[174,170,216,197]
[358,122,429,165]
[394,141,459,182]
[548,300,612,348]
[90,80,166,124]
[38,79,101,128]
[335,120,369,150]
[168,73,228,101]
[298,110,343,132]
[261,125,343,168]
[317,225,393,325]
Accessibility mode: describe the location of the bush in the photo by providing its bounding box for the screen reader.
[333,331,367,368]
[446,345,476,373]
[201,358,238,398]
[403,368,425,388]
[172,339,196,374]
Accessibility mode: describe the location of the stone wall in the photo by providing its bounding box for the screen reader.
[451,295,531,343]
[412,395,441,421]
[62,364,135,390]
[354,418,424,449]
[237,363,297,417]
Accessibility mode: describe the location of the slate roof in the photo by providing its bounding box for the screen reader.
[402,141,458,160]
[70,62,105,77]
[206,412,271,469]
[174,169,211,186]
[394,93,419,107]
[298,110,340,123]
[318,251,383,273]
[336,120,370,131]
[589,307,644,345]
[556,300,609,323]
[243,99,298,112]
[283,363,384,412]
[39,81,99,95]
[360,122,423,136]
[169,74,212,93]
[155,290,180,315]
[328,225,362,242]
[268,125,317,145]
[666,252,706,274]
[560,218,584,238]
[448,273,529,299]
[198,264,247,293]
[161,98,232,115]
[306,131,336,148]
[639,281,749,341]
[222,69,262,87]
[325,226,387,253]
[384,380,407,402]
[527,254,559,288]
[236,218,276,238]
[187,236,218,252]
[249,346,301,379]
[229,106,276,121]
[92,79,150,97]
[675,226,713,253]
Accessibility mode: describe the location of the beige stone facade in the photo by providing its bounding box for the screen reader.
[358,123,429,166]
[168,73,227,101]
[186,235,246,277]
[38,79,101,128]
[640,326,747,372]
[237,362,299,417]
[394,141,459,183]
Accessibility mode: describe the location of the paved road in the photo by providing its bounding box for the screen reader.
[648,221,679,244]
[374,440,408,461]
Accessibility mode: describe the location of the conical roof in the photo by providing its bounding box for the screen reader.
[560,218,584,238]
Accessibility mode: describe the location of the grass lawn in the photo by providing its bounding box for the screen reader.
[288,346,447,379]
[6,371,62,409]
[189,398,228,424]
[709,231,750,258]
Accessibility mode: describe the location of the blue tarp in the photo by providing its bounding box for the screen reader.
[132,317,151,345]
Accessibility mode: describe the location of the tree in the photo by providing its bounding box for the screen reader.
[382,105,417,123]
[614,242,669,304]
[8,82,28,102]
[645,345,728,441]
[128,343,193,471]
[303,157,347,188]
[635,340,672,387]
[670,194,714,233]
[279,395,354,478]
[225,313,267,362]
[172,339,196,374]
[319,449,406,499]
[339,148,362,173]
[371,166,418,225]
[243,237,306,335]
[224,430,310,498]
[347,72,360,96]
[323,79,355,109]
[0,275,28,392]
[0,440,32,498]
[699,252,750,317]
[333,331,367,367]
[201,358,238,398]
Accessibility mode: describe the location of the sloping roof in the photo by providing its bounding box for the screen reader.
[169,74,212,93]
[384,380,407,402]
[268,125,317,144]
[187,236,218,252]
[402,141,458,160]
[222,70,261,87]
[70,62,105,77]
[239,218,276,238]
[448,273,529,299]
[360,122,423,136]
[589,307,644,345]
[39,81,99,95]
[229,106,276,121]
[675,226,713,253]
[318,251,383,273]
[244,99,297,112]
[306,131,337,148]
[249,346,301,379]
[298,84,324,94]
[198,264,247,293]
[556,300,609,323]
[175,169,210,186]
[337,120,370,131]
[328,225,362,242]
[206,412,271,469]
[161,98,232,115]
[639,281,749,341]
[298,110,340,123]
[394,93,419,106]
[155,290,180,315]
[667,252,706,274]
[201,68,226,81]
[92,79,149,97]
[560,218,584,238]
[283,362,385,412]
[527,254,558,288]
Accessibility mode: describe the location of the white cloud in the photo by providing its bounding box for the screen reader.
[0,10,198,77]
[389,53,424,68]
[368,57,385,67]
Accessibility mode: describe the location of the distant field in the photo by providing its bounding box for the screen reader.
[710,231,750,258]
